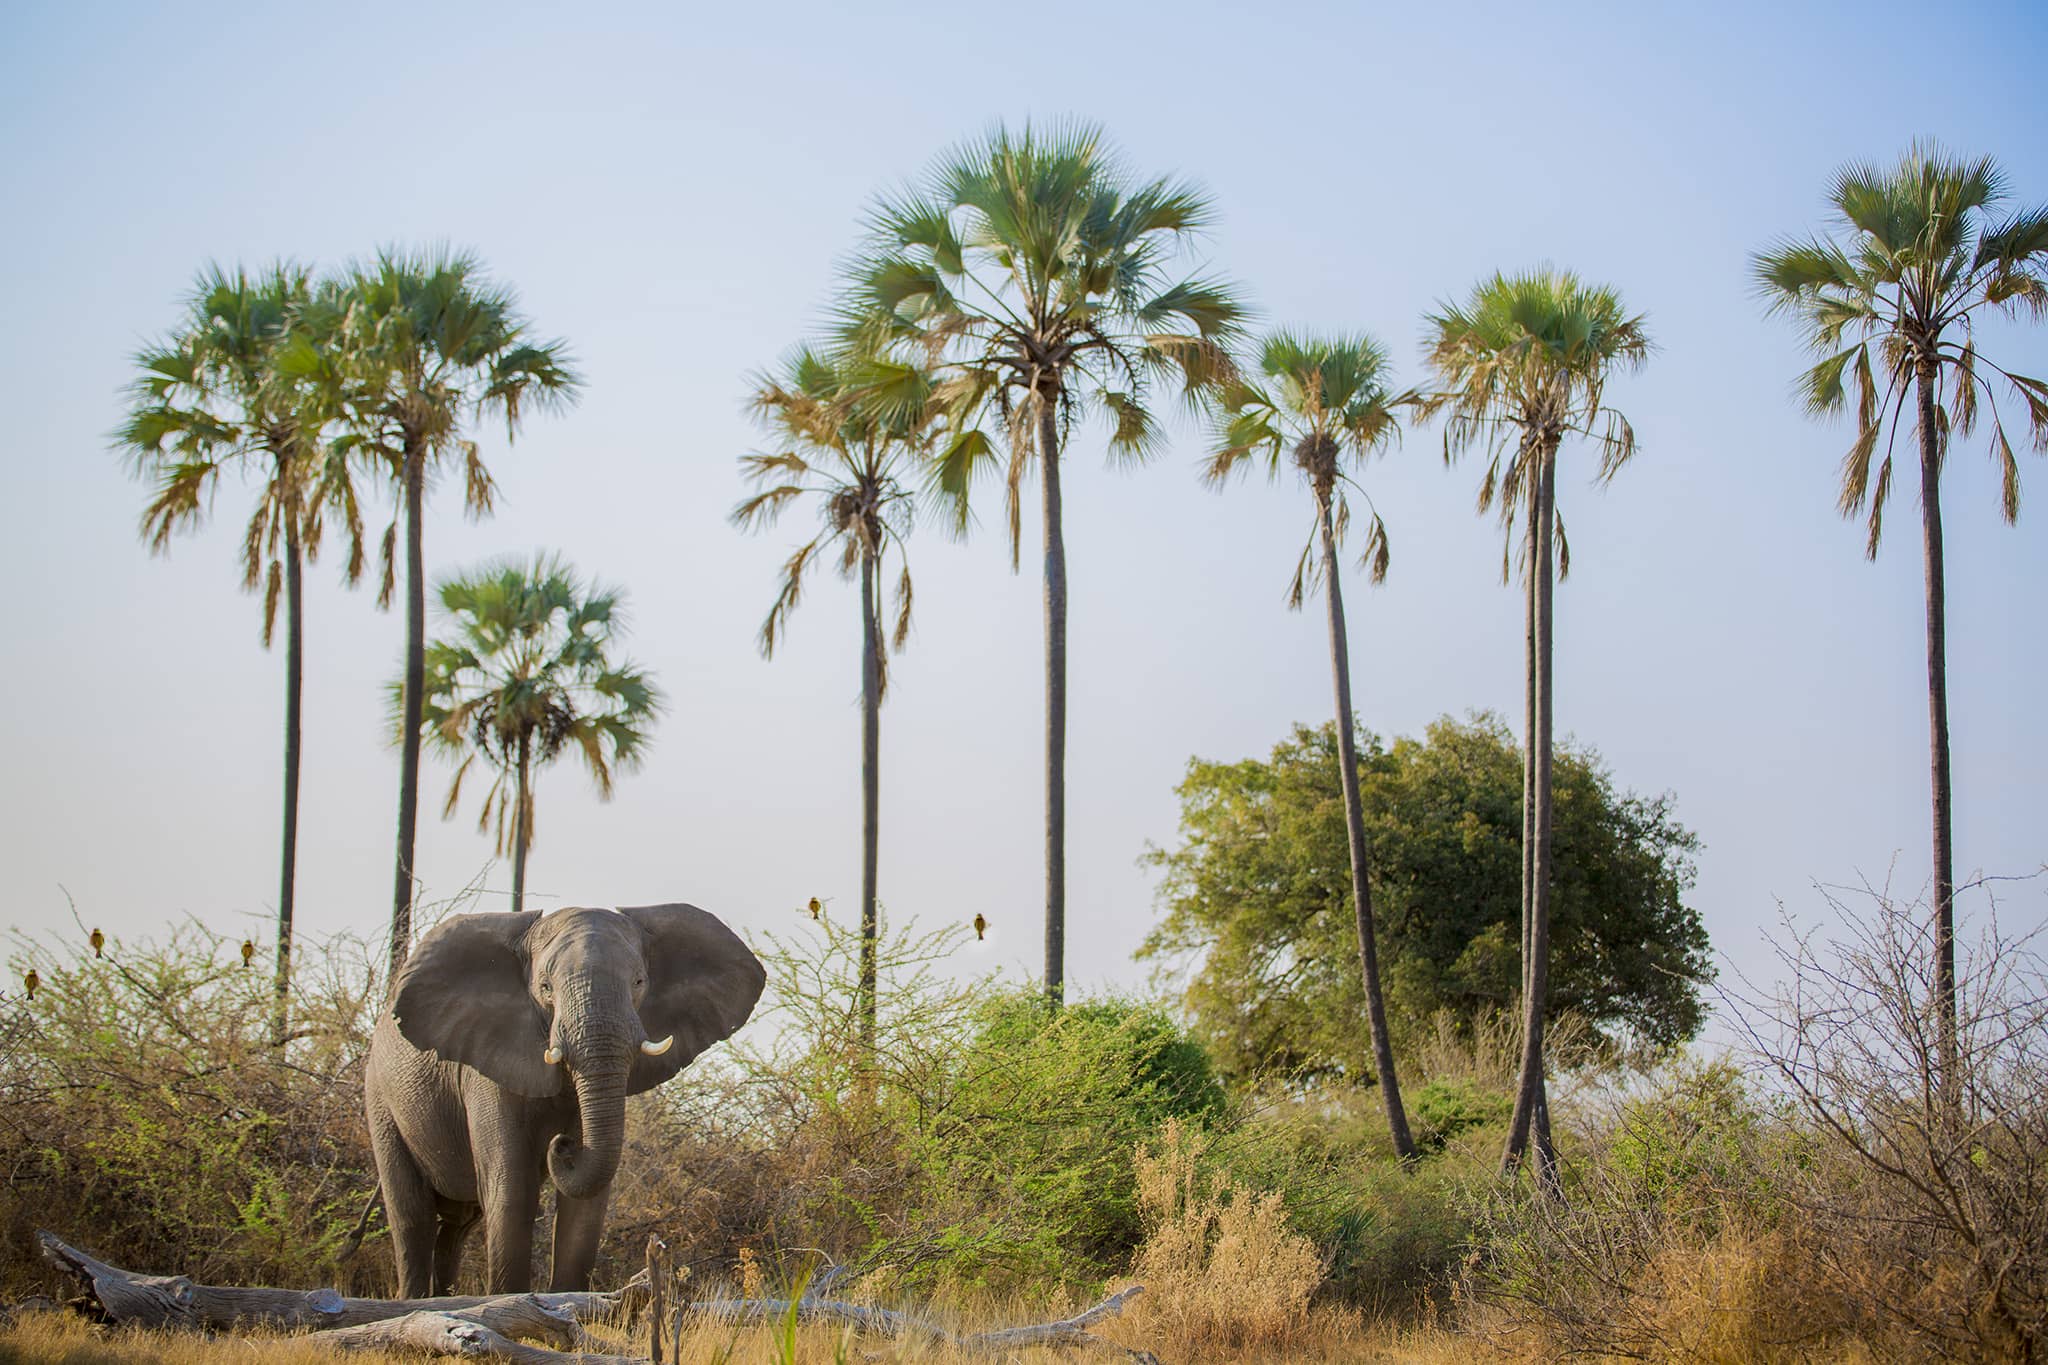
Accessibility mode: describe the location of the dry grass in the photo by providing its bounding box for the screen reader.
[0,1304,1484,1365]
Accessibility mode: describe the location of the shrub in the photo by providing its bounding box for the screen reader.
[1127,1117,1328,1357]
[0,917,386,1296]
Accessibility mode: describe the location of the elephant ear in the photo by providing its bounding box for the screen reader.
[620,903,766,1095]
[390,909,560,1098]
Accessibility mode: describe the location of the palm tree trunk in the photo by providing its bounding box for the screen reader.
[1916,362,1958,1101]
[1318,491,1415,1160]
[1505,449,1558,1179]
[1517,494,1557,1179]
[512,731,532,914]
[389,443,426,980]
[1039,400,1068,1009]
[273,510,304,1048]
[858,547,881,1051]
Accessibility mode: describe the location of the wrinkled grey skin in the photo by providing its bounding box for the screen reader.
[365,904,765,1295]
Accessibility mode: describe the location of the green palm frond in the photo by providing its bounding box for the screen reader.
[838,121,1247,563]
[1420,267,1651,575]
[403,552,662,851]
[734,345,935,693]
[1754,143,2048,550]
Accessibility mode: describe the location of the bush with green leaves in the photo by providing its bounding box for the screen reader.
[0,917,384,1295]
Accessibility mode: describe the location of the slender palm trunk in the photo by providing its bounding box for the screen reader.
[1505,449,1558,1179]
[1916,362,1958,1101]
[1516,497,1557,1176]
[1317,489,1415,1159]
[858,547,881,1051]
[273,510,304,1047]
[1039,400,1068,1008]
[512,731,532,914]
[389,444,426,979]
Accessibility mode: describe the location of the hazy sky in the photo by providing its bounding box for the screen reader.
[3,0,2044,1021]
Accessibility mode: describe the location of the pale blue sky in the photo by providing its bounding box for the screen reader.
[3,1,2044,1016]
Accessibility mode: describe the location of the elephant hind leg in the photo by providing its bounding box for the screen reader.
[432,1198,482,1295]
[367,1097,438,1299]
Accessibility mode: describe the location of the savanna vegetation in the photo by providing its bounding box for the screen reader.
[6,128,2043,1363]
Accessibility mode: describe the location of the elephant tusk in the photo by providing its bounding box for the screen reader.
[544,1045,564,1065]
[640,1035,674,1056]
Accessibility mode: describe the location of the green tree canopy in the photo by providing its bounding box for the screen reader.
[1139,715,1708,1084]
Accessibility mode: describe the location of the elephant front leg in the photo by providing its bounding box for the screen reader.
[548,1186,611,1291]
[368,1099,440,1299]
[480,1167,542,1292]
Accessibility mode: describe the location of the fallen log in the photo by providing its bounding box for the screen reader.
[36,1231,644,1333]
[322,1310,643,1363]
[34,1229,1159,1362]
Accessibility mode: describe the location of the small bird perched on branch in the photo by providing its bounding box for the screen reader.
[973,913,987,942]
[240,939,255,968]
[806,897,823,920]
[22,970,37,1001]
[89,928,104,959]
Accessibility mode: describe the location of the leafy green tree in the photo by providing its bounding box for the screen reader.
[1753,147,2048,1093]
[1140,716,1708,1089]
[1417,269,1651,1177]
[116,263,367,1030]
[314,249,579,966]
[732,347,932,1048]
[406,554,662,913]
[1205,331,1413,1158]
[842,121,1246,1004]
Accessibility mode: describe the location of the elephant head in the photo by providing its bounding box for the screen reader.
[390,903,765,1199]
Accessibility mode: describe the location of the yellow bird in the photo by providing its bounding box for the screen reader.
[89,928,104,959]
[22,970,37,1001]
[241,939,256,968]
[806,897,823,921]
[973,913,987,942]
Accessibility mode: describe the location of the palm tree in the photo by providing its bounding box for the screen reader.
[318,248,579,970]
[842,121,1246,1004]
[116,262,367,1036]
[732,347,931,1048]
[1417,268,1651,1178]
[1754,147,2048,1097]
[406,554,663,913]
[1205,331,1415,1159]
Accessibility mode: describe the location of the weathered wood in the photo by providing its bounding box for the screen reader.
[36,1232,643,1333]
[35,1228,1155,1361]
[322,1309,641,1362]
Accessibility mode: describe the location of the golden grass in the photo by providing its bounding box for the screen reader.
[0,1306,1486,1365]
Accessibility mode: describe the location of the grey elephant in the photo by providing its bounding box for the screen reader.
[365,904,765,1295]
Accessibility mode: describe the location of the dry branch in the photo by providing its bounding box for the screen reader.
[36,1229,1158,1362]
[36,1231,643,1332]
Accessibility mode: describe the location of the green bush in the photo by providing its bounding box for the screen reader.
[0,919,385,1295]
[1407,1078,1512,1154]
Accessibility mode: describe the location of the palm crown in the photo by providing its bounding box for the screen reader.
[1418,268,1651,577]
[118,263,365,635]
[409,555,663,857]
[1752,145,2048,554]
[731,347,932,690]
[842,120,1245,548]
[1208,331,1402,604]
[296,248,581,602]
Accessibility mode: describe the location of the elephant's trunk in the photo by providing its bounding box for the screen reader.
[549,1053,628,1201]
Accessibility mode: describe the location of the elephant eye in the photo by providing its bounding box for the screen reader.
[539,980,553,997]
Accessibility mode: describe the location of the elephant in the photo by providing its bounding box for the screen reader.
[365,903,765,1296]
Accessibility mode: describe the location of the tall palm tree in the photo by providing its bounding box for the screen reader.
[406,554,663,913]
[1754,147,2048,1096]
[316,248,579,971]
[732,347,931,1048]
[1417,268,1651,1178]
[116,262,367,1037]
[1206,331,1415,1158]
[842,121,1246,1004]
